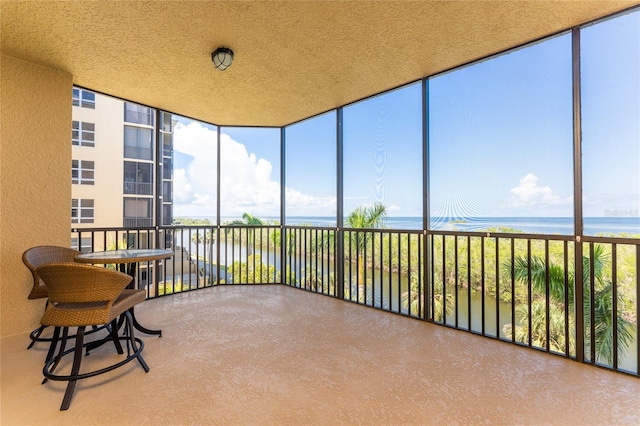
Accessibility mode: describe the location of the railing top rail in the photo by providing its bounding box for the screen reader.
[157,224,282,230]
[340,227,424,235]
[219,224,280,229]
[160,224,217,229]
[581,234,640,245]
[72,226,156,232]
[281,225,426,234]
[284,225,339,231]
[427,229,576,241]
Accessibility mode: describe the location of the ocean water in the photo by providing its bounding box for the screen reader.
[276,216,640,236]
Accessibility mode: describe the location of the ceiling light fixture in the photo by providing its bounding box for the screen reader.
[211,47,234,71]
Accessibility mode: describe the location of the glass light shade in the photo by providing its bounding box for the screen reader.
[212,48,234,71]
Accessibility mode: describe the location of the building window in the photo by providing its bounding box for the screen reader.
[161,132,173,157]
[72,88,95,109]
[162,204,172,226]
[71,199,94,224]
[124,125,153,160]
[161,111,173,132]
[124,198,152,227]
[72,160,95,185]
[124,102,154,126]
[124,161,153,195]
[162,181,172,202]
[162,157,172,180]
[72,121,95,147]
[71,236,93,253]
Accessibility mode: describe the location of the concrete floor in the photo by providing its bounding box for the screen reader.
[2,284,639,425]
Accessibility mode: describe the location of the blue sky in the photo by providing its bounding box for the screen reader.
[429,32,574,218]
[581,11,640,217]
[172,9,639,222]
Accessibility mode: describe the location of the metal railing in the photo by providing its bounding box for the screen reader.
[124,182,153,195]
[123,218,153,227]
[70,224,639,376]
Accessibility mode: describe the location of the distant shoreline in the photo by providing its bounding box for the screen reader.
[174,216,640,235]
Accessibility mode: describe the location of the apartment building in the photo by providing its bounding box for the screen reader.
[71,88,174,251]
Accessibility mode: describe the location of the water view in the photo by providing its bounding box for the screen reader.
[171,216,639,375]
[193,216,640,235]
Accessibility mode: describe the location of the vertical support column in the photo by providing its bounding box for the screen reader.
[422,77,432,322]
[280,127,287,285]
[336,108,345,299]
[153,110,163,289]
[572,27,585,363]
[636,247,640,374]
[216,126,222,285]
[154,109,162,243]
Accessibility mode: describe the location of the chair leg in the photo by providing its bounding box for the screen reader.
[44,327,61,364]
[27,325,46,349]
[125,311,149,373]
[60,326,85,411]
[42,327,68,385]
[42,318,148,410]
[109,318,124,355]
[28,302,51,349]
[123,315,131,356]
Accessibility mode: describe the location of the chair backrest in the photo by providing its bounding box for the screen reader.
[36,262,133,327]
[22,246,81,300]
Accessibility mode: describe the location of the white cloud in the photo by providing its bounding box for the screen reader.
[509,173,571,208]
[172,168,194,204]
[285,187,336,216]
[172,122,218,217]
[218,134,281,215]
[173,121,334,218]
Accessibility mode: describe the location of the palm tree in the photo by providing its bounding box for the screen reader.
[107,236,129,251]
[225,212,266,253]
[507,244,635,365]
[310,203,386,293]
[402,275,454,322]
[345,202,387,230]
[191,229,215,262]
[503,300,576,355]
[345,202,387,285]
[226,212,266,226]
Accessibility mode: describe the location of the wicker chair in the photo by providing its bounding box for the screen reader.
[37,262,149,410]
[22,245,81,349]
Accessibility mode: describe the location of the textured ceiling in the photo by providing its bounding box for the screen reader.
[2,0,638,127]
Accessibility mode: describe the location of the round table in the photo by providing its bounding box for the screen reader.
[75,248,173,336]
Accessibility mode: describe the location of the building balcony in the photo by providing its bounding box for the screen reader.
[123,218,153,228]
[123,181,153,196]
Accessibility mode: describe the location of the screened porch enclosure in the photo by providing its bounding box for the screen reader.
[68,7,639,378]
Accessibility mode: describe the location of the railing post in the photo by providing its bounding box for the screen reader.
[423,231,431,322]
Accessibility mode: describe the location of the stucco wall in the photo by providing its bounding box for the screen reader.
[1,54,73,337]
